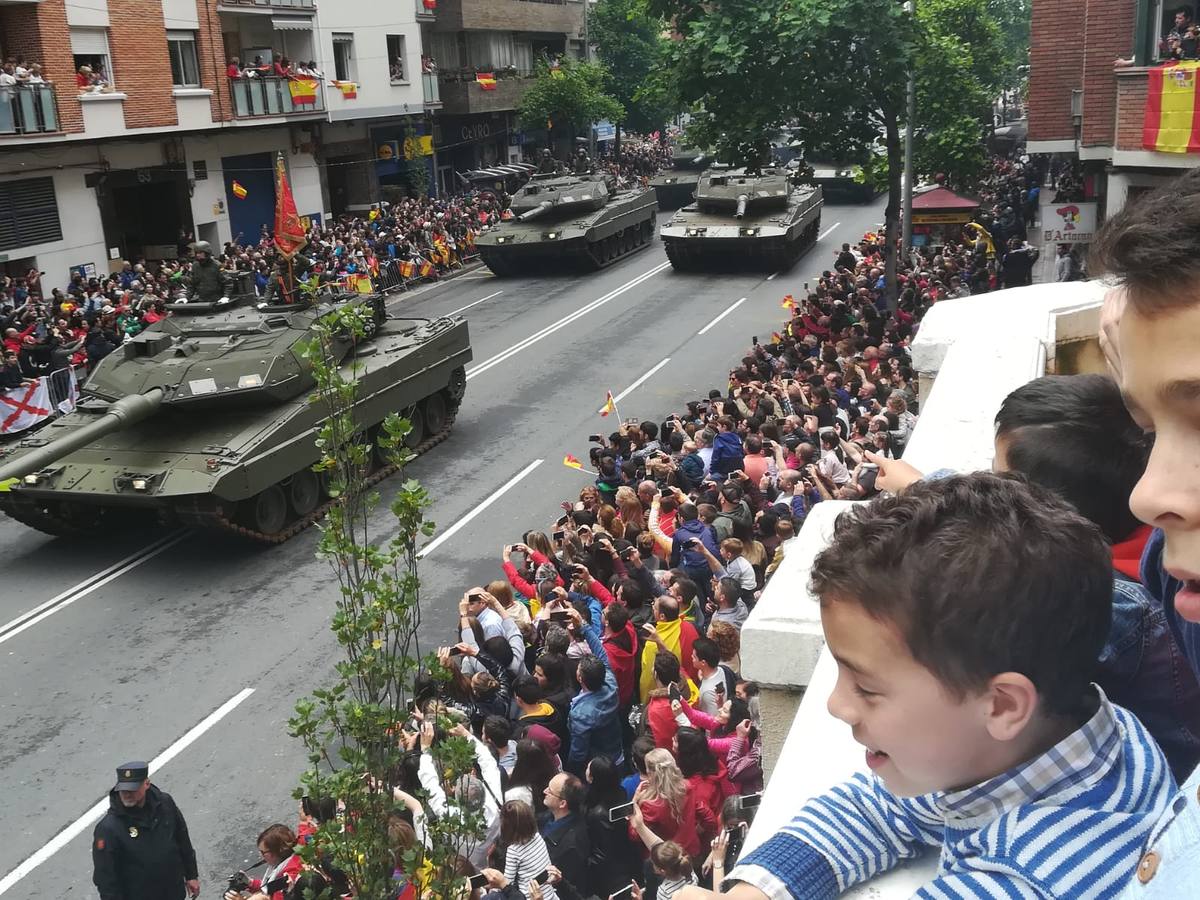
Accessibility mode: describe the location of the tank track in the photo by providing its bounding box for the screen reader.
[478,213,656,276]
[0,494,97,537]
[172,408,457,545]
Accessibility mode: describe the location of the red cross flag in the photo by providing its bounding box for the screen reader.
[1,378,53,434]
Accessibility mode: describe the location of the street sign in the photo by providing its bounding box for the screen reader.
[1042,201,1098,244]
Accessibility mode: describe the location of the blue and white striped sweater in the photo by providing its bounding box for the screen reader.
[728,698,1175,899]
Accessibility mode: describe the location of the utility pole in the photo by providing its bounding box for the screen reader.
[901,0,916,259]
[584,0,596,159]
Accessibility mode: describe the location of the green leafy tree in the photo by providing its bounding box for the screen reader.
[988,0,1031,92]
[287,294,486,899]
[518,57,625,147]
[591,0,677,153]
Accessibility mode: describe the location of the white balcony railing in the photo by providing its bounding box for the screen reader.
[740,279,1110,897]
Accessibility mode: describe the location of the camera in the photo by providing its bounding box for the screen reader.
[227,872,252,894]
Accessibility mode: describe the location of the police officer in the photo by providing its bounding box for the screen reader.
[186,241,224,303]
[92,761,200,900]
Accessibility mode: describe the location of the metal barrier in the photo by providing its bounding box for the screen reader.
[46,366,79,415]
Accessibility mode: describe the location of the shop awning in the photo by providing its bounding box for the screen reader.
[271,17,312,31]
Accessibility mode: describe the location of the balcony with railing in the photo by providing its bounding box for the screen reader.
[741,279,1109,897]
[437,71,531,114]
[416,0,437,21]
[0,83,60,136]
[422,72,442,109]
[433,0,582,34]
[229,76,323,118]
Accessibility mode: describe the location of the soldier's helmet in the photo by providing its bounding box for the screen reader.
[189,240,214,256]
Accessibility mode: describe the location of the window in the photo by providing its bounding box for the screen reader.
[332,33,356,82]
[167,31,201,88]
[1152,1,1199,60]
[387,34,407,82]
[70,27,113,91]
[0,177,63,252]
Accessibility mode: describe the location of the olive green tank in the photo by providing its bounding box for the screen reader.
[649,146,714,211]
[474,170,657,276]
[0,279,471,542]
[660,167,823,271]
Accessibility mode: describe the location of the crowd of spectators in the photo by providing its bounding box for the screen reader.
[595,138,675,189]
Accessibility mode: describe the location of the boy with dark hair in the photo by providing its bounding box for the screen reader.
[705,475,1173,899]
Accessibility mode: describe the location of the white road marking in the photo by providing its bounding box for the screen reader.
[697,297,748,335]
[0,530,189,647]
[465,262,671,381]
[447,290,504,318]
[818,221,842,241]
[602,358,672,412]
[417,459,544,559]
[0,687,256,895]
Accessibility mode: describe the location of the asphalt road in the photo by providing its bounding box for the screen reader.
[0,194,887,898]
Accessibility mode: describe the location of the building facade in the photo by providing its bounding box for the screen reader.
[0,0,431,289]
[1028,0,1200,216]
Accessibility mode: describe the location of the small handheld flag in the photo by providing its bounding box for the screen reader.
[771,331,783,344]
[780,294,797,310]
[563,454,583,470]
[231,181,248,199]
[600,391,616,418]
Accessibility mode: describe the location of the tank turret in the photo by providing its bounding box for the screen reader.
[0,286,472,541]
[695,169,791,217]
[650,146,715,211]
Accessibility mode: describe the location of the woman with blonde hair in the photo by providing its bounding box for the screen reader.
[487,579,530,627]
[629,749,714,861]
[615,487,646,538]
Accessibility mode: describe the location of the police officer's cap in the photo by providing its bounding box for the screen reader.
[114,761,149,790]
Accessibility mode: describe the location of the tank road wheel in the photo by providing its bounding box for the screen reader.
[288,468,320,517]
[423,392,449,436]
[243,484,288,535]
[605,235,618,262]
[621,229,633,254]
[402,404,426,450]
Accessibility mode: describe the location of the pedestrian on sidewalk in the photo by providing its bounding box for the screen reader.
[92,761,200,900]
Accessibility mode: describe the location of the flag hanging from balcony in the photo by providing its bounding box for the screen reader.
[273,154,307,259]
[288,78,318,106]
[335,81,357,100]
[475,72,497,91]
[1142,61,1200,153]
[423,0,437,8]
[231,181,248,200]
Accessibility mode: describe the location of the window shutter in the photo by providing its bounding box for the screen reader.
[0,178,63,252]
[70,28,109,56]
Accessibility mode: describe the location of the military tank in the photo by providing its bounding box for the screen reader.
[648,146,714,211]
[0,277,471,543]
[660,167,823,271]
[474,170,657,276]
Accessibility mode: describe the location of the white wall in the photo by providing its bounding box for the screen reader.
[316,0,424,121]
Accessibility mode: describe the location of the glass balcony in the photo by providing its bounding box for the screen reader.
[229,76,324,118]
[0,83,60,135]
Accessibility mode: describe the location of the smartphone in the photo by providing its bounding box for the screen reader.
[609,883,636,900]
[553,530,565,542]
[447,646,465,657]
[589,433,604,442]
[686,538,701,548]
[468,873,489,891]
[608,801,635,822]
[533,869,553,886]
[556,514,570,527]
[737,792,763,811]
[467,590,486,602]
[626,417,639,424]
[549,610,570,622]
[668,683,682,702]
[751,335,758,345]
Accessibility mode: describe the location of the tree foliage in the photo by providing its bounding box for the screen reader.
[288,294,486,900]
[591,0,677,135]
[988,0,1031,91]
[517,57,625,135]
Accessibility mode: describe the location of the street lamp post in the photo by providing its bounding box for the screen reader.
[901,0,916,258]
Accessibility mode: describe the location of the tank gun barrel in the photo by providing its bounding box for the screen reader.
[734,194,750,219]
[0,389,165,482]
[517,201,554,222]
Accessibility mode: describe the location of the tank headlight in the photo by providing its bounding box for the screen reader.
[740,227,760,236]
[664,178,675,184]
[131,478,149,491]
[23,474,39,485]
[496,236,508,244]
[686,228,707,237]
[544,231,559,240]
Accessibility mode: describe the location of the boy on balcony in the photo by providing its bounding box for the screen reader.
[682,474,1174,900]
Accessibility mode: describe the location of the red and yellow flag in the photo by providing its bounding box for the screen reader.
[475,72,497,91]
[780,294,797,310]
[399,261,416,279]
[771,331,783,344]
[600,390,616,417]
[231,181,248,200]
[1143,61,1200,153]
[563,454,584,470]
[335,81,357,100]
[419,260,435,278]
[288,78,318,106]
[273,154,307,259]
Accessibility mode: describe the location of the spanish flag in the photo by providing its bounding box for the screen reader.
[1143,61,1200,153]
[336,81,358,100]
[475,72,497,91]
[771,331,783,344]
[419,260,435,278]
[399,261,416,279]
[288,78,319,106]
[780,294,797,310]
[600,390,616,417]
[638,618,700,705]
[231,181,248,199]
[563,454,583,470]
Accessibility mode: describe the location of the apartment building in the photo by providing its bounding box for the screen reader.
[425,0,586,194]
[0,0,432,287]
[1028,0,1200,216]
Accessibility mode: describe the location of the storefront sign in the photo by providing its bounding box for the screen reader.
[377,140,400,161]
[461,123,491,142]
[593,120,616,142]
[911,211,973,225]
[1042,201,1098,244]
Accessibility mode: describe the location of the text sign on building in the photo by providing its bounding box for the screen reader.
[1042,201,1098,244]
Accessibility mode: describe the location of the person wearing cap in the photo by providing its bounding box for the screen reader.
[93,761,200,899]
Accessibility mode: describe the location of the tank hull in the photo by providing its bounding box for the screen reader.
[661,185,823,271]
[475,189,657,276]
[0,317,471,542]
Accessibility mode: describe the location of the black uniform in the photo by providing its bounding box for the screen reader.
[92,785,198,900]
